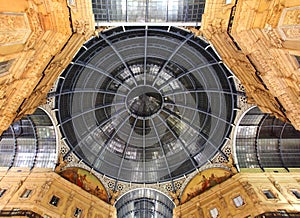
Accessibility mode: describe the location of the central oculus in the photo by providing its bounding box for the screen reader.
[126,86,163,117]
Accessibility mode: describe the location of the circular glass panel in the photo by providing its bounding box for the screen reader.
[126,85,163,117]
[55,26,237,183]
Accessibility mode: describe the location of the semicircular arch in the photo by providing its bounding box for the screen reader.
[59,167,109,202]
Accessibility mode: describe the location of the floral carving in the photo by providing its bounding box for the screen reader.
[74,20,89,35]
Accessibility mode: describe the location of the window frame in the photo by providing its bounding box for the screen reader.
[209,207,219,218]
[20,189,33,198]
[0,188,7,198]
[290,189,300,199]
[74,207,83,218]
[294,55,300,66]
[0,59,14,75]
[49,195,60,207]
[233,195,245,208]
[262,190,276,199]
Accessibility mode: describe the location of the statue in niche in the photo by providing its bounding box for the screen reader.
[109,189,120,205]
[224,154,238,175]
[169,189,180,206]
[55,153,67,173]
[197,203,204,217]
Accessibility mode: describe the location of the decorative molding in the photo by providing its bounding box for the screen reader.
[24,8,43,50]
[0,12,31,46]
[74,20,90,35]
[263,24,283,48]
[202,0,300,130]
[277,6,300,41]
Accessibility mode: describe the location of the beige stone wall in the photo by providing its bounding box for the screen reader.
[174,173,300,218]
[0,169,116,218]
[201,0,300,130]
[0,0,95,135]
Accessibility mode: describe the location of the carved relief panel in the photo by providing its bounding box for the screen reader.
[0,12,31,47]
[278,6,300,41]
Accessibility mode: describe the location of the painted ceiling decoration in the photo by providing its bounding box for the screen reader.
[180,167,233,204]
[60,167,109,203]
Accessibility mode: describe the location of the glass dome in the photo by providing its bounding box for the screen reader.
[236,107,300,170]
[115,188,175,218]
[0,108,57,169]
[55,26,237,183]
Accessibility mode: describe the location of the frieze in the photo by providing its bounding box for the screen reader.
[24,8,43,50]
[0,12,29,30]
[250,50,272,73]
[263,24,282,48]
[283,27,300,39]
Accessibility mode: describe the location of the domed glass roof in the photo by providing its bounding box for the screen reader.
[55,26,237,183]
[236,107,300,170]
[115,188,175,218]
[0,108,57,169]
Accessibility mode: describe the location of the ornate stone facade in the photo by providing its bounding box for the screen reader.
[0,0,300,217]
[174,172,300,218]
[201,0,300,130]
[0,12,31,47]
[1,0,299,131]
[0,169,116,217]
[0,0,95,135]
